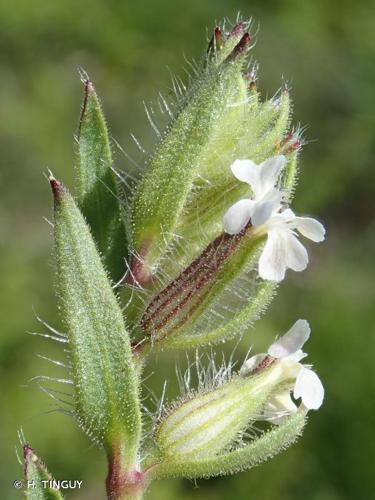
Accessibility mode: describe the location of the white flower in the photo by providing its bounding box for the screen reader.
[223,156,286,233]
[262,390,298,425]
[242,319,324,423]
[258,208,326,282]
[222,156,326,282]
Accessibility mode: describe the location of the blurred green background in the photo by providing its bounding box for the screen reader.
[1,0,374,499]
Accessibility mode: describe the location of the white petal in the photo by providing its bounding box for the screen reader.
[287,349,308,362]
[263,390,298,424]
[265,207,295,231]
[223,199,254,234]
[269,391,298,413]
[294,216,326,242]
[277,358,303,379]
[279,207,295,221]
[268,319,311,358]
[252,189,284,226]
[230,159,260,192]
[262,187,285,207]
[285,233,309,272]
[294,367,324,410]
[259,155,286,193]
[252,202,275,227]
[258,229,288,282]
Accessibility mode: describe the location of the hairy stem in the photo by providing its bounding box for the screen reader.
[106,443,148,500]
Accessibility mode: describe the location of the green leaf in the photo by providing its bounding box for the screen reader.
[51,177,141,464]
[151,413,306,480]
[76,79,127,282]
[23,444,63,499]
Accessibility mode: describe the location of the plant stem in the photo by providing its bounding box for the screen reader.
[106,442,147,500]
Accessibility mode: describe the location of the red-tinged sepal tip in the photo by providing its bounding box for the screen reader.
[49,175,66,200]
[123,243,155,287]
[23,443,45,475]
[244,71,257,91]
[207,26,223,55]
[23,443,33,461]
[277,134,302,154]
[214,26,222,40]
[227,33,251,61]
[78,79,96,139]
[84,78,95,94]
[229,21,247,38]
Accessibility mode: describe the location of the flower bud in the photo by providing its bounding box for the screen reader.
[128,85,296,285]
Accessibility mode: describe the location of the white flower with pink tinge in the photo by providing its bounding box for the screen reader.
[223,156,325,281]
[242,319,324,424]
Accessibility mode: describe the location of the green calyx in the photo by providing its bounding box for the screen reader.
[76,79,128,282]
[51,178,141,462]
[138,227,271,350]
[23,444,64,499]
[153,360,297,462]
[151,413,306,480]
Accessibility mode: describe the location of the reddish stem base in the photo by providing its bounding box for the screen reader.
[106,448,147,500]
